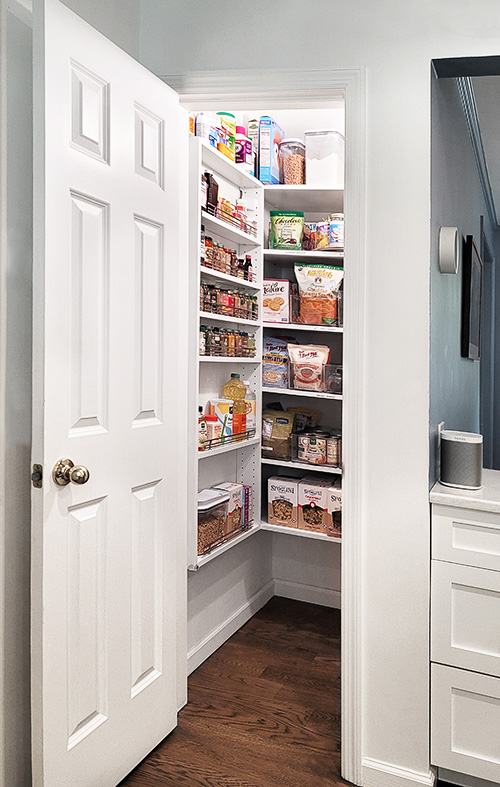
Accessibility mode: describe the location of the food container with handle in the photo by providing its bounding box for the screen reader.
[279,138,306,184]
[197,488,229,555]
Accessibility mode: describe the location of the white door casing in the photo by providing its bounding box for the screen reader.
[31,2,186,785]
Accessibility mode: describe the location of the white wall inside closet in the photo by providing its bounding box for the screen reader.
[138,1,500,785]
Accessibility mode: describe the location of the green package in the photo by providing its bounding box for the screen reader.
[270,211,304,250]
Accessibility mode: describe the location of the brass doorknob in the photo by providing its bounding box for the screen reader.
[52,458,90,486]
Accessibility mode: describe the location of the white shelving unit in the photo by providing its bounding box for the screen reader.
[189,136,264,570]
[260,522,341,542]
[263,321,343,333]
[262,386,342,401]
[261,457,342,475]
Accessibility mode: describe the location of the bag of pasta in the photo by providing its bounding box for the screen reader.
[294,263,344,325]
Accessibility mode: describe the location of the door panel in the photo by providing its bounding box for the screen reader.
[32,1,187,785]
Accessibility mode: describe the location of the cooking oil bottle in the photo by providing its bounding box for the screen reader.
[222,373,247,439]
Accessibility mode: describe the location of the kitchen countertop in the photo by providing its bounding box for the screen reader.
[430,468,500,513]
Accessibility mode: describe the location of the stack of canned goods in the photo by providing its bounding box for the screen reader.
[200,325,256,358]
[296,428,342,467]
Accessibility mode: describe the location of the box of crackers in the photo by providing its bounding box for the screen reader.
[263,279,290,323]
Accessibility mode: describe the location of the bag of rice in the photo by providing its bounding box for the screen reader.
[294,263,344,325]
[262,336,289,388]
[288,344,331,391]
[270,211,304,250]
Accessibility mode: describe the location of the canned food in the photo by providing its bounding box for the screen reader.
[297,432,328,465]
[327,435,341,467]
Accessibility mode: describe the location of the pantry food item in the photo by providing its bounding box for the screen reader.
[279,139,305,185]
[294,263,344,325]
[247,119,260,177]
[213,482,243,534]
[305,129,345,188]
[235,126,253,172]
[286,406,321,433]
[197,488,229,555]
[302,222,317,251]
[324,478,342,537]
[209,399,233,439]
[326,432,342,467]
[270,211,304,250]
[205,414,222,445]
[262,336,289,388]
[243,381,256,433]
[298,478,330,532]
[259,116,284,184]
[222,373,247,437]
[316,221,330,249]
[267,476,299,527]
[242,484,254,526]
[198,407,207,452]
[329,214,344,249]
[288,344,331,391]
[263,279,290,323]
[297,431,329,464]
[262,410,295,460]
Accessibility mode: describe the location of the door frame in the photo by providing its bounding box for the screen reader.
[162,67,366,787]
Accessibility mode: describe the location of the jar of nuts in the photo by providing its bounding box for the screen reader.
[197,488,229,555]
[279,138,306,185]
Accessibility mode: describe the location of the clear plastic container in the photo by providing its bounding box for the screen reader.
[279,138,306,185]
[304,129,345,187]
[197,488,229,555]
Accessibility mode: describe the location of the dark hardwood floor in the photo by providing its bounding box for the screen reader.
[120,597,350,787]
[120,597,450,787]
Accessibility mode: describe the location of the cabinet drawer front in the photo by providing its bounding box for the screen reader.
[432,663,500,782]
[432,504,500,571]
[432,560,500,677]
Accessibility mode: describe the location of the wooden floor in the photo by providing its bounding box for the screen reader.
[120,597,450,787]
[120,597,350,787]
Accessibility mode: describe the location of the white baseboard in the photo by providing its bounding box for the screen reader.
[187,579,274,674]
[362,758,436,787]
[274,578,341,608]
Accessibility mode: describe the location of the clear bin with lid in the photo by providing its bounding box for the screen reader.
[304,129,345,187]
[197,488,229,555]
[279,138,306,185]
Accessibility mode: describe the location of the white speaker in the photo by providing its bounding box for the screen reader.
[440,430,483,490]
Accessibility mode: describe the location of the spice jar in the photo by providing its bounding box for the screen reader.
[199,326,207,356]
[204,236,214,268]
[227,330,235,357]
[279,139,306,185]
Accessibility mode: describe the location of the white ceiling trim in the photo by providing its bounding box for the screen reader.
[457,76,498,228]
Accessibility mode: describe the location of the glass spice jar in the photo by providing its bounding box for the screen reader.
[227,330,235,357]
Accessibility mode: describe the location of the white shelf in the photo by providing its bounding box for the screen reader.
[200,139,263,191]
[264,248,343,261]
[261,458,342,475]
[198,436,260,459]
[194,523,261,568]
[263,321,343,333]
[199,311,259,327]
[202,211,260,248]
[264,185,343,213]
[260,521,341,542]
[262,386,343,400]
[200,266,260,291]
[199,356,260,363]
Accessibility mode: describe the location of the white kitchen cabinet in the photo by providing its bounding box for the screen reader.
[430,471,500,784]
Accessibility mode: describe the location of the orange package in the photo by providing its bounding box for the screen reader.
[294,263,343,326]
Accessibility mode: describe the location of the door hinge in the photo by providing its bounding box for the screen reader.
[31,464,43,488]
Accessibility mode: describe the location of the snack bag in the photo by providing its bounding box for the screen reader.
[262,336,289,388]
[294,263,344,325]
[288,344,331,391]
[270,211,304,250]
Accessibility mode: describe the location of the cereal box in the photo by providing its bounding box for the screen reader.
[263,280,290,323]
[323,478,342,538]
[267,476,299,527]
[259,116,284,184]
[298,477,330,532]
[209,399,233,438]
[212,482,243,535]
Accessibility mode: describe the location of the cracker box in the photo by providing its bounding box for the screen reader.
[263,279,290,323]
[209,399,233,438]
[259,116,284,184]
[212,482,243,535]
[298,477,330,532]
[324,478,342,538]
[267,476,299,527]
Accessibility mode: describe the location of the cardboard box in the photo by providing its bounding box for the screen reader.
[259,116,284,184]
[213,482,243,534]
[267,476,299,527]
[263,279,290,323]
[209,399,233,438]
[324,478,342,538]
[298,477,330,532]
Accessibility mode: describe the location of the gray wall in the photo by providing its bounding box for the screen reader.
[429,74,494,482]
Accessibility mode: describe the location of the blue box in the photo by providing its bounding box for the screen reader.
[258,116,284,184]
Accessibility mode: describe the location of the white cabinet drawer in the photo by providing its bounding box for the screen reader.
[432,504,500,571]
[432,560,500,677]
[432,663,500,782]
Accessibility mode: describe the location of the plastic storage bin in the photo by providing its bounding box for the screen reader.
[279,138,305,184]
[305,129,345,187]
[197,488,229,555]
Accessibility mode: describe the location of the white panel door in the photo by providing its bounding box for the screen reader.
[31,2,187,785]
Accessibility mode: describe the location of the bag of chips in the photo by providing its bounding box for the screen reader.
[294,263,344,325]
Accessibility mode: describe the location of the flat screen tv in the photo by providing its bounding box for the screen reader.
[461,234,482,360]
